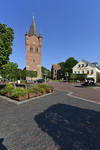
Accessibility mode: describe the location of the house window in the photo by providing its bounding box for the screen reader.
[87,70,89,74]
[86,64,88,67]
[78,71,80,74]
[33,59,35,63]
[74,71,76,74]
[35,48,38,52]
[30,47,33,52]
[82,64,84,67]
[82,71,84,74]
[78,64,80,67]
[91,70,93,74]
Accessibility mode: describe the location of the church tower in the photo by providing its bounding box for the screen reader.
[25,16,42,80]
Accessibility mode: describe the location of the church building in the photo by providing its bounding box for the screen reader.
[25,16,42,80]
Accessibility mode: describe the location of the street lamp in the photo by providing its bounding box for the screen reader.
[60,71,63,81]
[44,70,48,84]
[65,72,69,83]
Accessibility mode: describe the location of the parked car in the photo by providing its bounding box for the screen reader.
[34,79,45,83]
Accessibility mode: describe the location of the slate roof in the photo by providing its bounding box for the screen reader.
[28,16,38,37]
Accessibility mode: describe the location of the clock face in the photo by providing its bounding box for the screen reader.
[33,42,35,45]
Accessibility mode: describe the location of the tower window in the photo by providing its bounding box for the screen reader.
[30,47,33,52]
[35,48,38,52]
[33,59,35,63]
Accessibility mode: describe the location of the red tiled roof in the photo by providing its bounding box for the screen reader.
[52,64,61,70]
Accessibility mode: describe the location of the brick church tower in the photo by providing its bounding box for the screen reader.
[25,16,42,80]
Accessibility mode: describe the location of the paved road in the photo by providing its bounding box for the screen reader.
[48,82,100,103]
[0,90,100,150]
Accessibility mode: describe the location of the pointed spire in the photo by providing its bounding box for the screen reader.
[29,16,38,37]
[25,29,28,35]
[39,32,42,38]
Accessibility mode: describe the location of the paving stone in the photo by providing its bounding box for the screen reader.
[0,90,100,150]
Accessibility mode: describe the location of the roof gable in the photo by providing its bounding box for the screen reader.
[52,64,61,70]
[72,59,95,69]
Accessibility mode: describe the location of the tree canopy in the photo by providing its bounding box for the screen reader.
[0,23,14,68]
[58,57,78,74]
[0,62,18,80]
[64,57,78,73]
[41,66,51,78]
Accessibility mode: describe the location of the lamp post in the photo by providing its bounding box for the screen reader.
[60,71,63,81]
[65,72,69,83]
[44,70,48,84]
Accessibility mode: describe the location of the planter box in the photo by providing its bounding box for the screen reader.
[16,94,28,101]
[51,89,54,93]
[39,93,43,96]
[46,88,54,93]
[28,93,35,98]
[35,93,39,97]
[46,88,52,93]
[5,92,11,97]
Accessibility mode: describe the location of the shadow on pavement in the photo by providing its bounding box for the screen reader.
[34,103,100,150]
[0,138,7,150]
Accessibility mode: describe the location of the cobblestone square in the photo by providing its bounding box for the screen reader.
[0,88,100,150]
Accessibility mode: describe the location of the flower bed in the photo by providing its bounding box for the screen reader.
[1,84,14,96]
[0,83,54,101]
[15,94,28,101]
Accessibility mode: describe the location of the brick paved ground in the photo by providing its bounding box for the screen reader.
[0,90,100,150]
[48,82,100,103]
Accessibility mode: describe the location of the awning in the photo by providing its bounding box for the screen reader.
[87,75,95,78]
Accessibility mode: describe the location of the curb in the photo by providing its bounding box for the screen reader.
[0,93,53,105]
[55,88,100,105]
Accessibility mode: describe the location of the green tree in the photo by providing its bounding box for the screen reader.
[1,62,18,80]
[64,57,78,73]
[58,57,78,79]
[16,70,37,80]
[76,74,87,81]
[16,69,23,80]
[58,62,65,72]
[0,23,14,68]
[41,66,51,79]
[69,73,77,80]
[26,70,37,80]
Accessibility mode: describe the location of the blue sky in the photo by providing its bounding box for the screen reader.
[0,0,100,70]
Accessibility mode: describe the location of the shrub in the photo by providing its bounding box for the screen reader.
[11,88,28,98]
[28,87,35,93]
[1,84,14,94]
[39,84,48,89]
[47,85,54,90]
[39,88,45,94]
[32,86,42,94]
[35,83,54,92]
[69,80,76,83]
[0,85,6,90]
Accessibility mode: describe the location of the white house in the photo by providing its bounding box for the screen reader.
[72,59,100,83]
